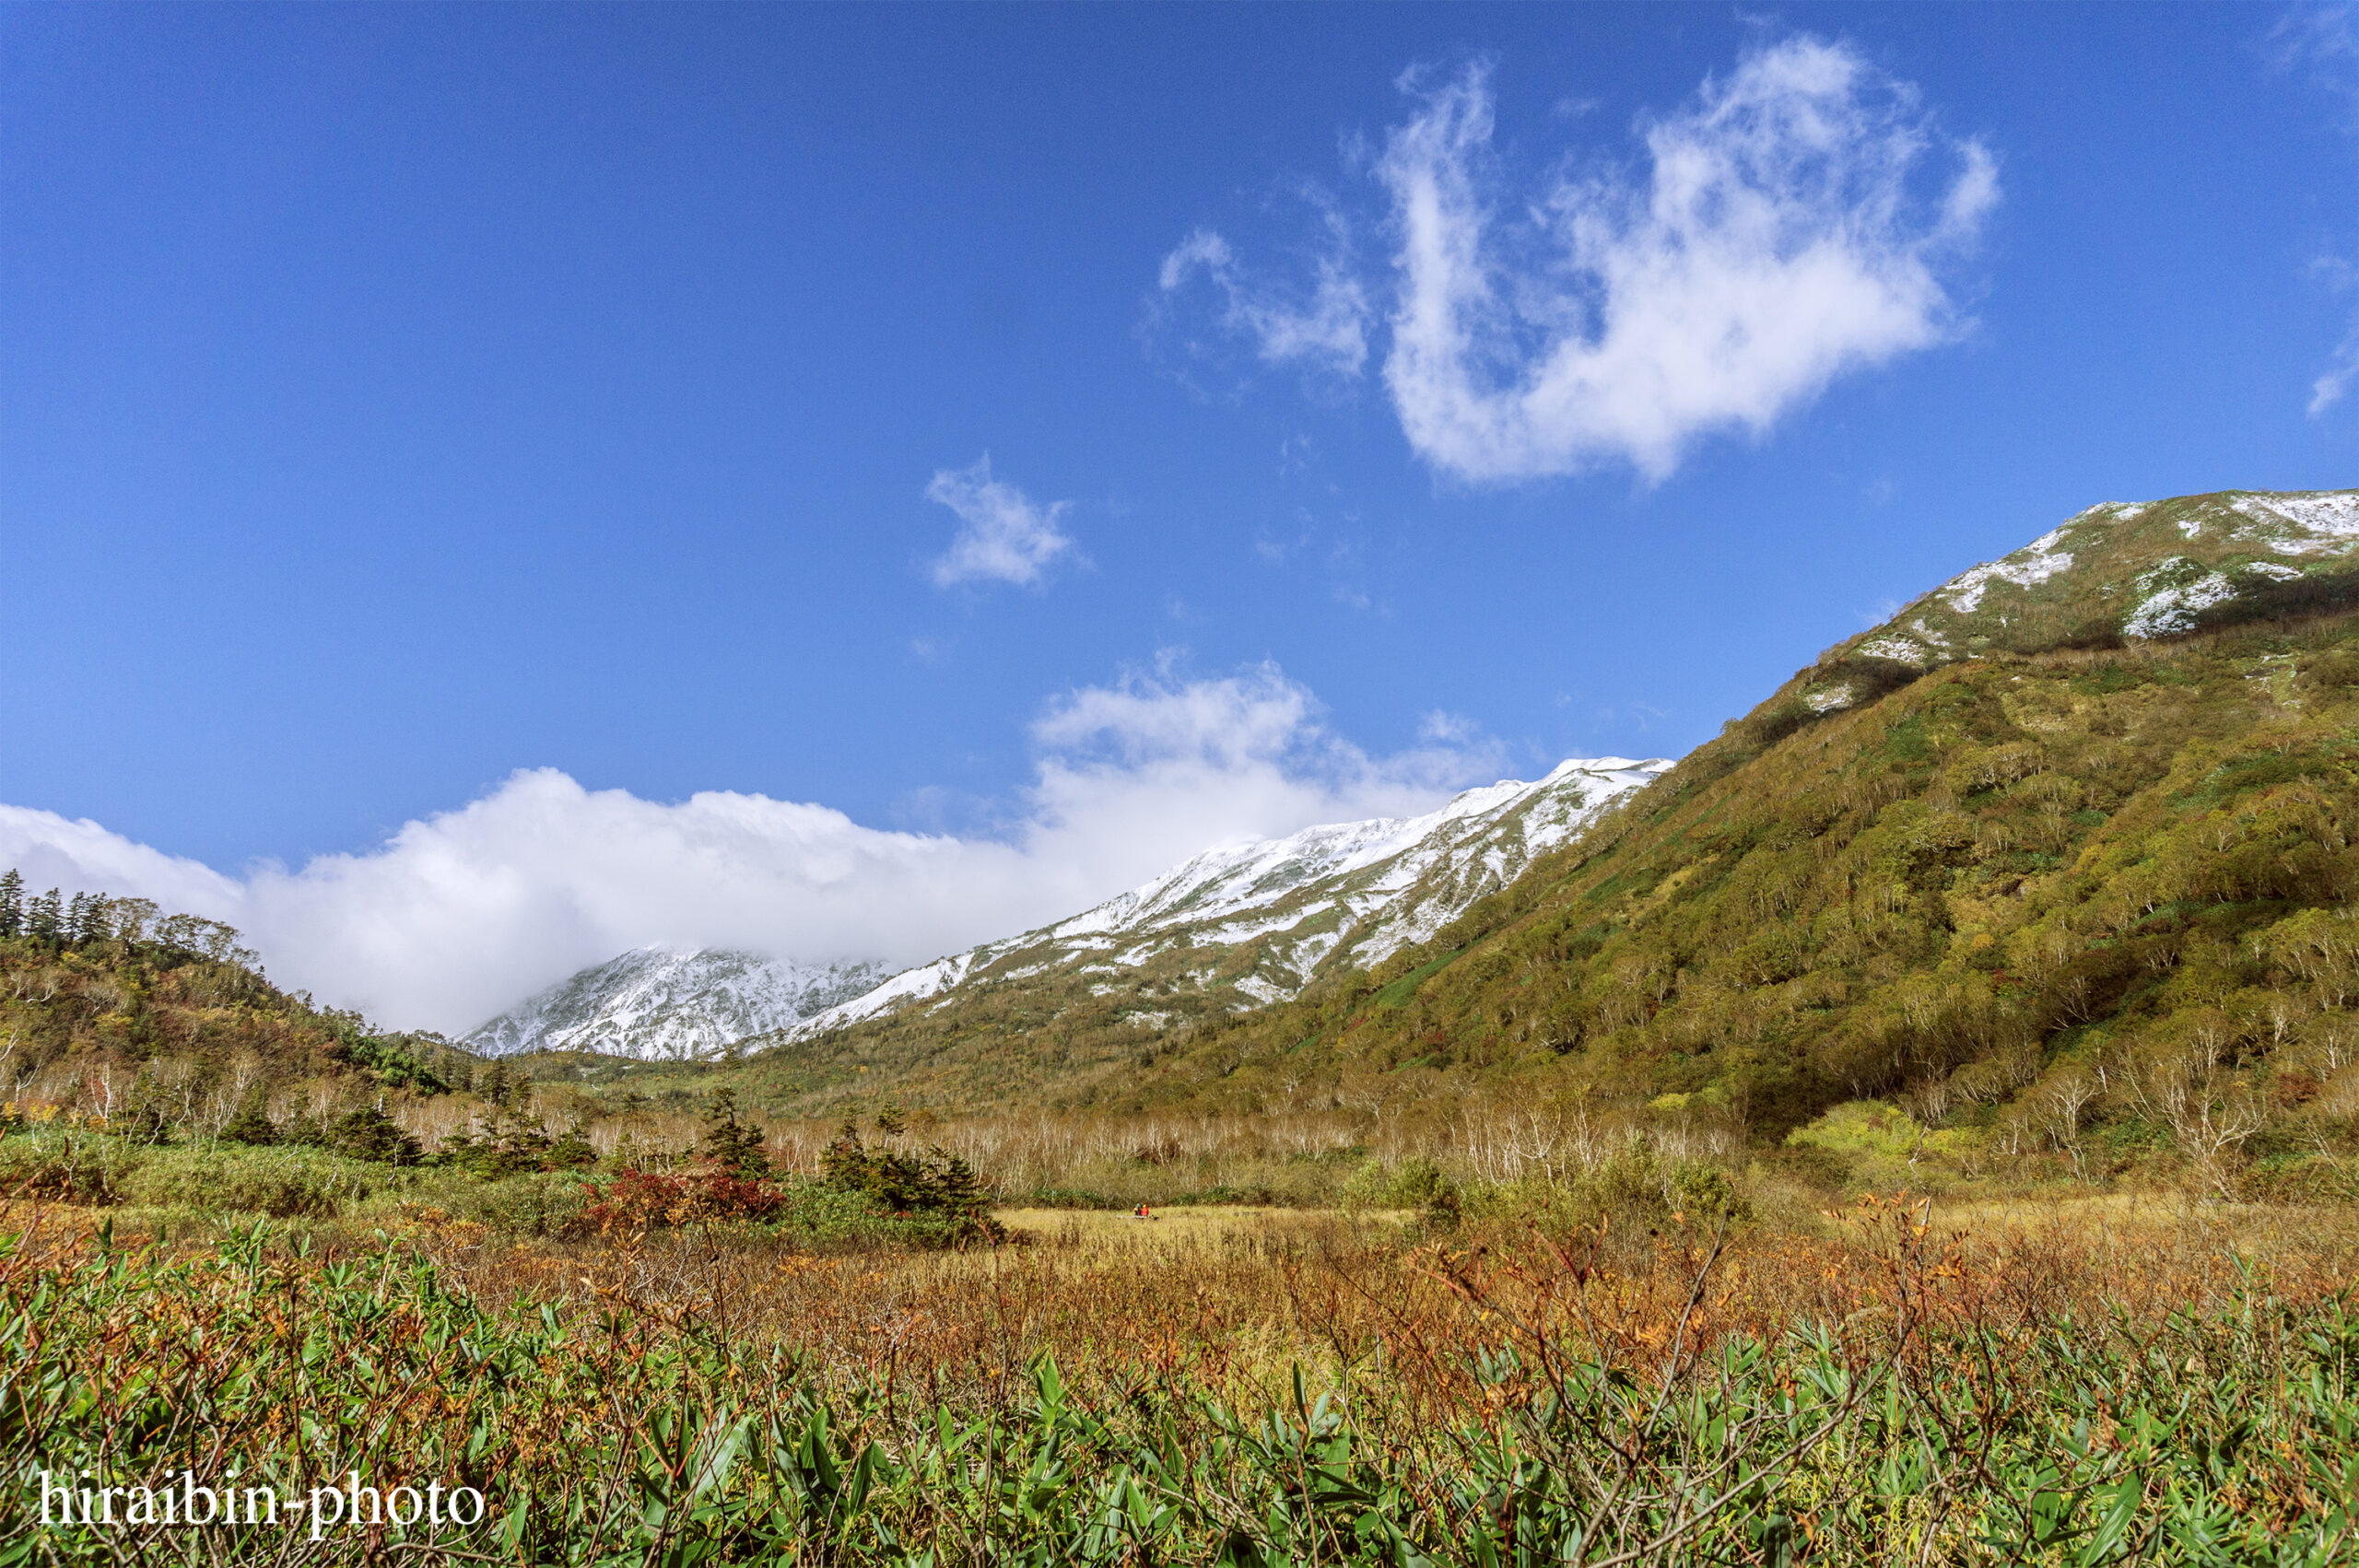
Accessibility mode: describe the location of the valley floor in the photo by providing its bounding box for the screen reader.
[5,1182,2357,1563]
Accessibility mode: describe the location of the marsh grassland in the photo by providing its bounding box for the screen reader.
[4,1182,2357,1566]
[13,599,2359,1561]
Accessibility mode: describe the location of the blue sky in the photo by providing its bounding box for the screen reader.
[3,4,2354,1029]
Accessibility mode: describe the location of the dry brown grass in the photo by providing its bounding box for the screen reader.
[8,1188,2358,1559]
[272,1189,2352,1433]
[18,1177,2352,1433]
[992,1202,1414,1250]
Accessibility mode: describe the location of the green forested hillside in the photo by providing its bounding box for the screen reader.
[692,491,2355,1197]
[0,883,466,1135]
[746,491,2359,1157]
[1076,607,2359,1195]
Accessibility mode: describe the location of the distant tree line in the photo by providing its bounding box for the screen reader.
[0,867,258,966]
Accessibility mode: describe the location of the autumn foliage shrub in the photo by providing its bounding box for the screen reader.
[575,1164,788,1234]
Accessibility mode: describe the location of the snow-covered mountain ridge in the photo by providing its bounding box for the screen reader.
[465,948,889,1060]
[467,757,1670,1062]
[758,755,1670,1048]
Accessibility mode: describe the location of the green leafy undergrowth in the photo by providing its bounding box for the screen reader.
[3,1223,2355,1564]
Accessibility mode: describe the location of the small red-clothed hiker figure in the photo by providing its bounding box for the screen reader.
[1133,1202,1152,1220]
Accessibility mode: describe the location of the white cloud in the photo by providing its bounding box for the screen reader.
[1159,219,1370,377]
[2275,7,2359,413]
[1025,661,1495,865]
[1385,45,1995,482]
[0,665,1502,1036]
[1416,709,1482,743]
[1165,38,1997,483]
[925,456,1074,588]
[2313,324,2359,415]
[0,809,243,918]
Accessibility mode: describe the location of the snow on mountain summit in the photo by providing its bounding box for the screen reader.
[465,948,890,1061]
[469,757,1668,1063]
[1813,490,2359,697]
[469,491,2359,1067]
[766,756,1671,1047]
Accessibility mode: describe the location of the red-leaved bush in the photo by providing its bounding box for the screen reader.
[576,1165,787,1235]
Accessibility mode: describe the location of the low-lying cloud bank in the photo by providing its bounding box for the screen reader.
[0,665,1502,1036]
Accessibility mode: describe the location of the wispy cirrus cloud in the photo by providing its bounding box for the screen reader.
[2271,3,2359,414]
[2308,264,2359,416]
[1158,216,1370,378]
[925,456,1074,588]
[1161,37,1998,484]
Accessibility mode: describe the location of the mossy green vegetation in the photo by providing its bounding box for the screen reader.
[6,1213,2356,1562]
[1023,609,2359,1210]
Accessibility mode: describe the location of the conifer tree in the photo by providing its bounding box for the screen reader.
[548,1116,598,1169]
[0,869,22,938]
[921,1148,991,1223]
[76,891,111,944]
[221,1094,279,1147]
[28,889,62,946]
[699,1087,769,1176]
[329,1103,422,1165]
[821,1118,870,1189]
[489,1087,551,1174]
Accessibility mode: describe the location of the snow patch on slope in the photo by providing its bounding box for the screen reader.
[2232,494,2359,545]
[2122,561,2238,640]
[1941,528,2075,613]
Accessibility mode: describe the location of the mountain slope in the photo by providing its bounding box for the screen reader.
[0,906,469,1125]
[1790,490,2359,717]
[782,757,1668,1042]
[729,757,1668,1104]
[465,948,889,1061]
[483,487,2359,1155]
[1086,489,2359,1193]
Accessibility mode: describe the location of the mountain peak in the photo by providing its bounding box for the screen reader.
[464,758,1672,1065]
[1797,489,2359,716]
[763,755,1671,1051]
[465,947,891,1060]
